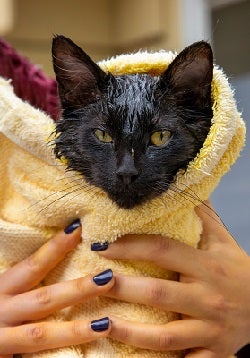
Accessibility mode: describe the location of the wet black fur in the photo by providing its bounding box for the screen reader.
[53,36,213,209]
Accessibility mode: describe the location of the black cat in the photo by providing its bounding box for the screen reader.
[52,36,213,209]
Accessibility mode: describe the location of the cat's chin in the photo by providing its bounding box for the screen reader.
[110,193,153,210]
[104,180,173,209]
[114,200,143,210]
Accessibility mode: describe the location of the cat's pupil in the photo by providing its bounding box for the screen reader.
[94,129,113,143]
[150,130,171,147]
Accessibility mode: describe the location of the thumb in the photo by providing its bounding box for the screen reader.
[195,200,240,251]
[185,348,223,358]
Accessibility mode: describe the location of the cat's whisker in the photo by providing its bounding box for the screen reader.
[173,185,206,206]
[28,180,85,211]
[55,173,82,182]
[42,180,101,214]
[44,162,65,168]
[44,178,98,208]
[61,185,100,211]
[47,141,56,147]
[38,185,85,213]
[168,183,227,228]
[48,187,85,214]
[169,183,202,204]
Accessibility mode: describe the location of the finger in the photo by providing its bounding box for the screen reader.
[105,274,207,318]
[99,234,205,278]
[195,201,245,253]
[185,349,221,358]
[109,317,213,351]
[0,318,110,354]
[0,221,81,295]
[1,269,114,323]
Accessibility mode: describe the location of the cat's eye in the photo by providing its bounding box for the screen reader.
[150,130,171,146]
[94,129,113,143]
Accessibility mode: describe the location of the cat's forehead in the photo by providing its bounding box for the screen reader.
[106,74,158,126]
[109,74,158,104]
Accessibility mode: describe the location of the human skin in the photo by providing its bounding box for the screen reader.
[101,201,250,357]
[0,201,249,357]
[0,223,114,357]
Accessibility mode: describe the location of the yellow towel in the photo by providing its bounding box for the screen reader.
[0,50,245,358]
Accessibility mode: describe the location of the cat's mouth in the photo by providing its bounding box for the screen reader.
[113,197,143,209]
[93,172,176,209]
[111,194,147,209]
[100,182,146,209]
[107,184,169,209]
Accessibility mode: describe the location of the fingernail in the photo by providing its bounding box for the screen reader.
[64,219,81,234]
[91,317,109,332]
[93,269,113,286]
[91,242,109,251]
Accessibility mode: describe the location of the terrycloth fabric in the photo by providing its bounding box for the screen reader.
[0,50,245,358]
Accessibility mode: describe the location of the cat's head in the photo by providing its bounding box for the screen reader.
[52,36,213,209]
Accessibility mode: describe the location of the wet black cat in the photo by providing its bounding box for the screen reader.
[52,36,213,209]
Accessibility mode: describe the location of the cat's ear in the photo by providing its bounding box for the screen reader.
[52,35,109,108]
[160,41,213,109]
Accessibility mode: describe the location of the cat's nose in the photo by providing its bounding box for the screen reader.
[116,152,139,185]
[116,170,138,185]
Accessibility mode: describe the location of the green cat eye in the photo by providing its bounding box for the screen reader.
[150,130,171,146]
[94,129,113,143]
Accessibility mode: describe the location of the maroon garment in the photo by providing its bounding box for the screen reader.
[0,37,60,121]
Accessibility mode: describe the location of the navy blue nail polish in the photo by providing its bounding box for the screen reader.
[64,219,81,234]
[93,269,113,286]
[91,242,109,251]
[91,317,109,332]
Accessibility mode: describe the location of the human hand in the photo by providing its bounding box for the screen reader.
[0,220,114,357]
[97,201,250,357]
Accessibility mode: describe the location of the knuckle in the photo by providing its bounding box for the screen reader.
[24,324,47,343]
[206,258,227,278]
[209,294,229,314]
[71,321,84,337]
[71,277,86,295]
[158,331,175,350]
[118,326,131,342]
[213,263,227,277]
[147,282,167,305]
[34,287,51,306]
[153,237,171,257]
[24,254,42,274]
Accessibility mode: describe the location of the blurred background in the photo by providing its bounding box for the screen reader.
[0,0,249,252]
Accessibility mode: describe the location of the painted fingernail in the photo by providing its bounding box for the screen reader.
[93,269,113,286]
[91,317,110,332]
[91,242,109,251]
[64,219,81,234]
